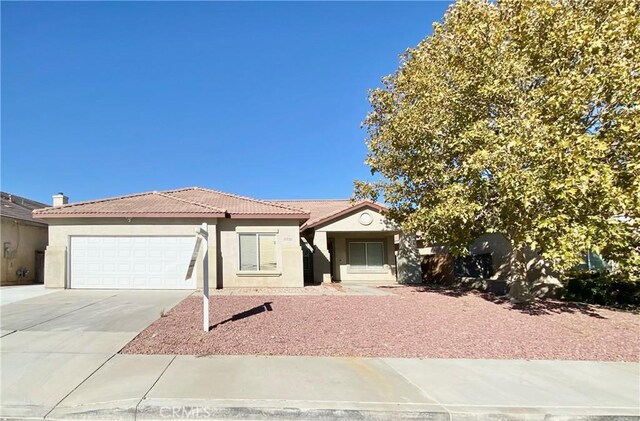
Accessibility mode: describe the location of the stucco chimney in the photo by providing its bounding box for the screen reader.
[52,192,68,207]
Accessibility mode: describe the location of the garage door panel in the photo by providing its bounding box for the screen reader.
[70,236,197,290]
[103,249,117,258]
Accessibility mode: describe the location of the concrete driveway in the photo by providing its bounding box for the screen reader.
[0,284,57,306]
[0,289,191,419]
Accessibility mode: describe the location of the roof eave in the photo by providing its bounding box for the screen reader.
[2,214,48,226]
[228,213,310,220]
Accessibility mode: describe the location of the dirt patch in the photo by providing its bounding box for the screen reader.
[121,287,639,361]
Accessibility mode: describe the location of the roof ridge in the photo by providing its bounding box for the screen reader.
[156,191,226,213]
[2,199,42,212]
[32,191,156,214]
[1,192,49,208]
[194,187,309,214]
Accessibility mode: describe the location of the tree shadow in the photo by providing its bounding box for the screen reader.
[387,284,610,319]
[481,294,607,318]
[210,302,273,330]
[380,284,470,297]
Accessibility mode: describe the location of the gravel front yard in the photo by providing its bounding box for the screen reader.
[121,286,639,361]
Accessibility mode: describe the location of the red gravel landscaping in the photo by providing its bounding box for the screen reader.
[121,286,640,361]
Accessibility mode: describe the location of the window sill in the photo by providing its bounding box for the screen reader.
[236,271,282,277]
[347,268,389,274]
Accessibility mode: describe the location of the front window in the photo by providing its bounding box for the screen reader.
[349,242,384,269]
[574,251,610,271]
[239,233,277,271]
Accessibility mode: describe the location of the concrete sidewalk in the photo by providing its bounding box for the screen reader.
[42,356,640,420]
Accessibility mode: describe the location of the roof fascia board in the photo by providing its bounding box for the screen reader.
[227,213,310,220]
[32,212,226,219]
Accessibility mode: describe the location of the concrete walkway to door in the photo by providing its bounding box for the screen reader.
[0,289,192,419]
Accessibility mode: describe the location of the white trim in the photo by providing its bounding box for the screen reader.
[236,271,282,277]
[66,236,71,288]
[359,211,373,226]
[347,268,389,274]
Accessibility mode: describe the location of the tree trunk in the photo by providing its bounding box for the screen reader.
[508,246,533,303]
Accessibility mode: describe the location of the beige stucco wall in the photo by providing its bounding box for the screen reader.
[330,233,396,282]
[217,219,304,288]
[1,218,48,285]
[44,218,218,289]
[315,207,398,233]
[468,233,511,280]
[469,233,560,294]
[397,233,422,284]
[313,231,331,283]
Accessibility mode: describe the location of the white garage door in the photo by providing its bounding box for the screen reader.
[70,236,197,289]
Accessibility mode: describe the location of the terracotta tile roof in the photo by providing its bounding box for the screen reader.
[267,199,387,230]
[32,188,309,219]
[1,192,48,226]
[167,188,309,218]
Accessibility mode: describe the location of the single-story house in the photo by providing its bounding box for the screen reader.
[33,187,416,290]
[1,192,49,285]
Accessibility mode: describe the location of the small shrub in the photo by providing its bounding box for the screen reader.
[561,270,640,308]
[159,308,168,318]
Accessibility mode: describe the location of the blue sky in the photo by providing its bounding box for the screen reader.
[2,1,451,204]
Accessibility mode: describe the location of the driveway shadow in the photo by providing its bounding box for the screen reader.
[210,302,273,330]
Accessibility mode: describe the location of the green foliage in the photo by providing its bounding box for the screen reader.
[561,270,640,308]
[356,0,640,288]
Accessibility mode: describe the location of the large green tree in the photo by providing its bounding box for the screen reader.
[356,0,639,301]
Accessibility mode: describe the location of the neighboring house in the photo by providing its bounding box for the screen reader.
[1,192,49,286]
[33,188,411,290]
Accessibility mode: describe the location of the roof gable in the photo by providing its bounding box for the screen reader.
[267,199,389,231]
[304,201,390,231]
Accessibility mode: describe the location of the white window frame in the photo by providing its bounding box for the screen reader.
[348,241,385,271]
[237,232,280,275]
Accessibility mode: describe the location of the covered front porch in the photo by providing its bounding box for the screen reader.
[294,200,421,285]
[313,231,398,284]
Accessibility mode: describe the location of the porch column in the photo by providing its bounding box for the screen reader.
[397,232,421,284]
[313,231,331,283]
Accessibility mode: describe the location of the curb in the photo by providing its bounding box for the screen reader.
[133,405,640,421]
